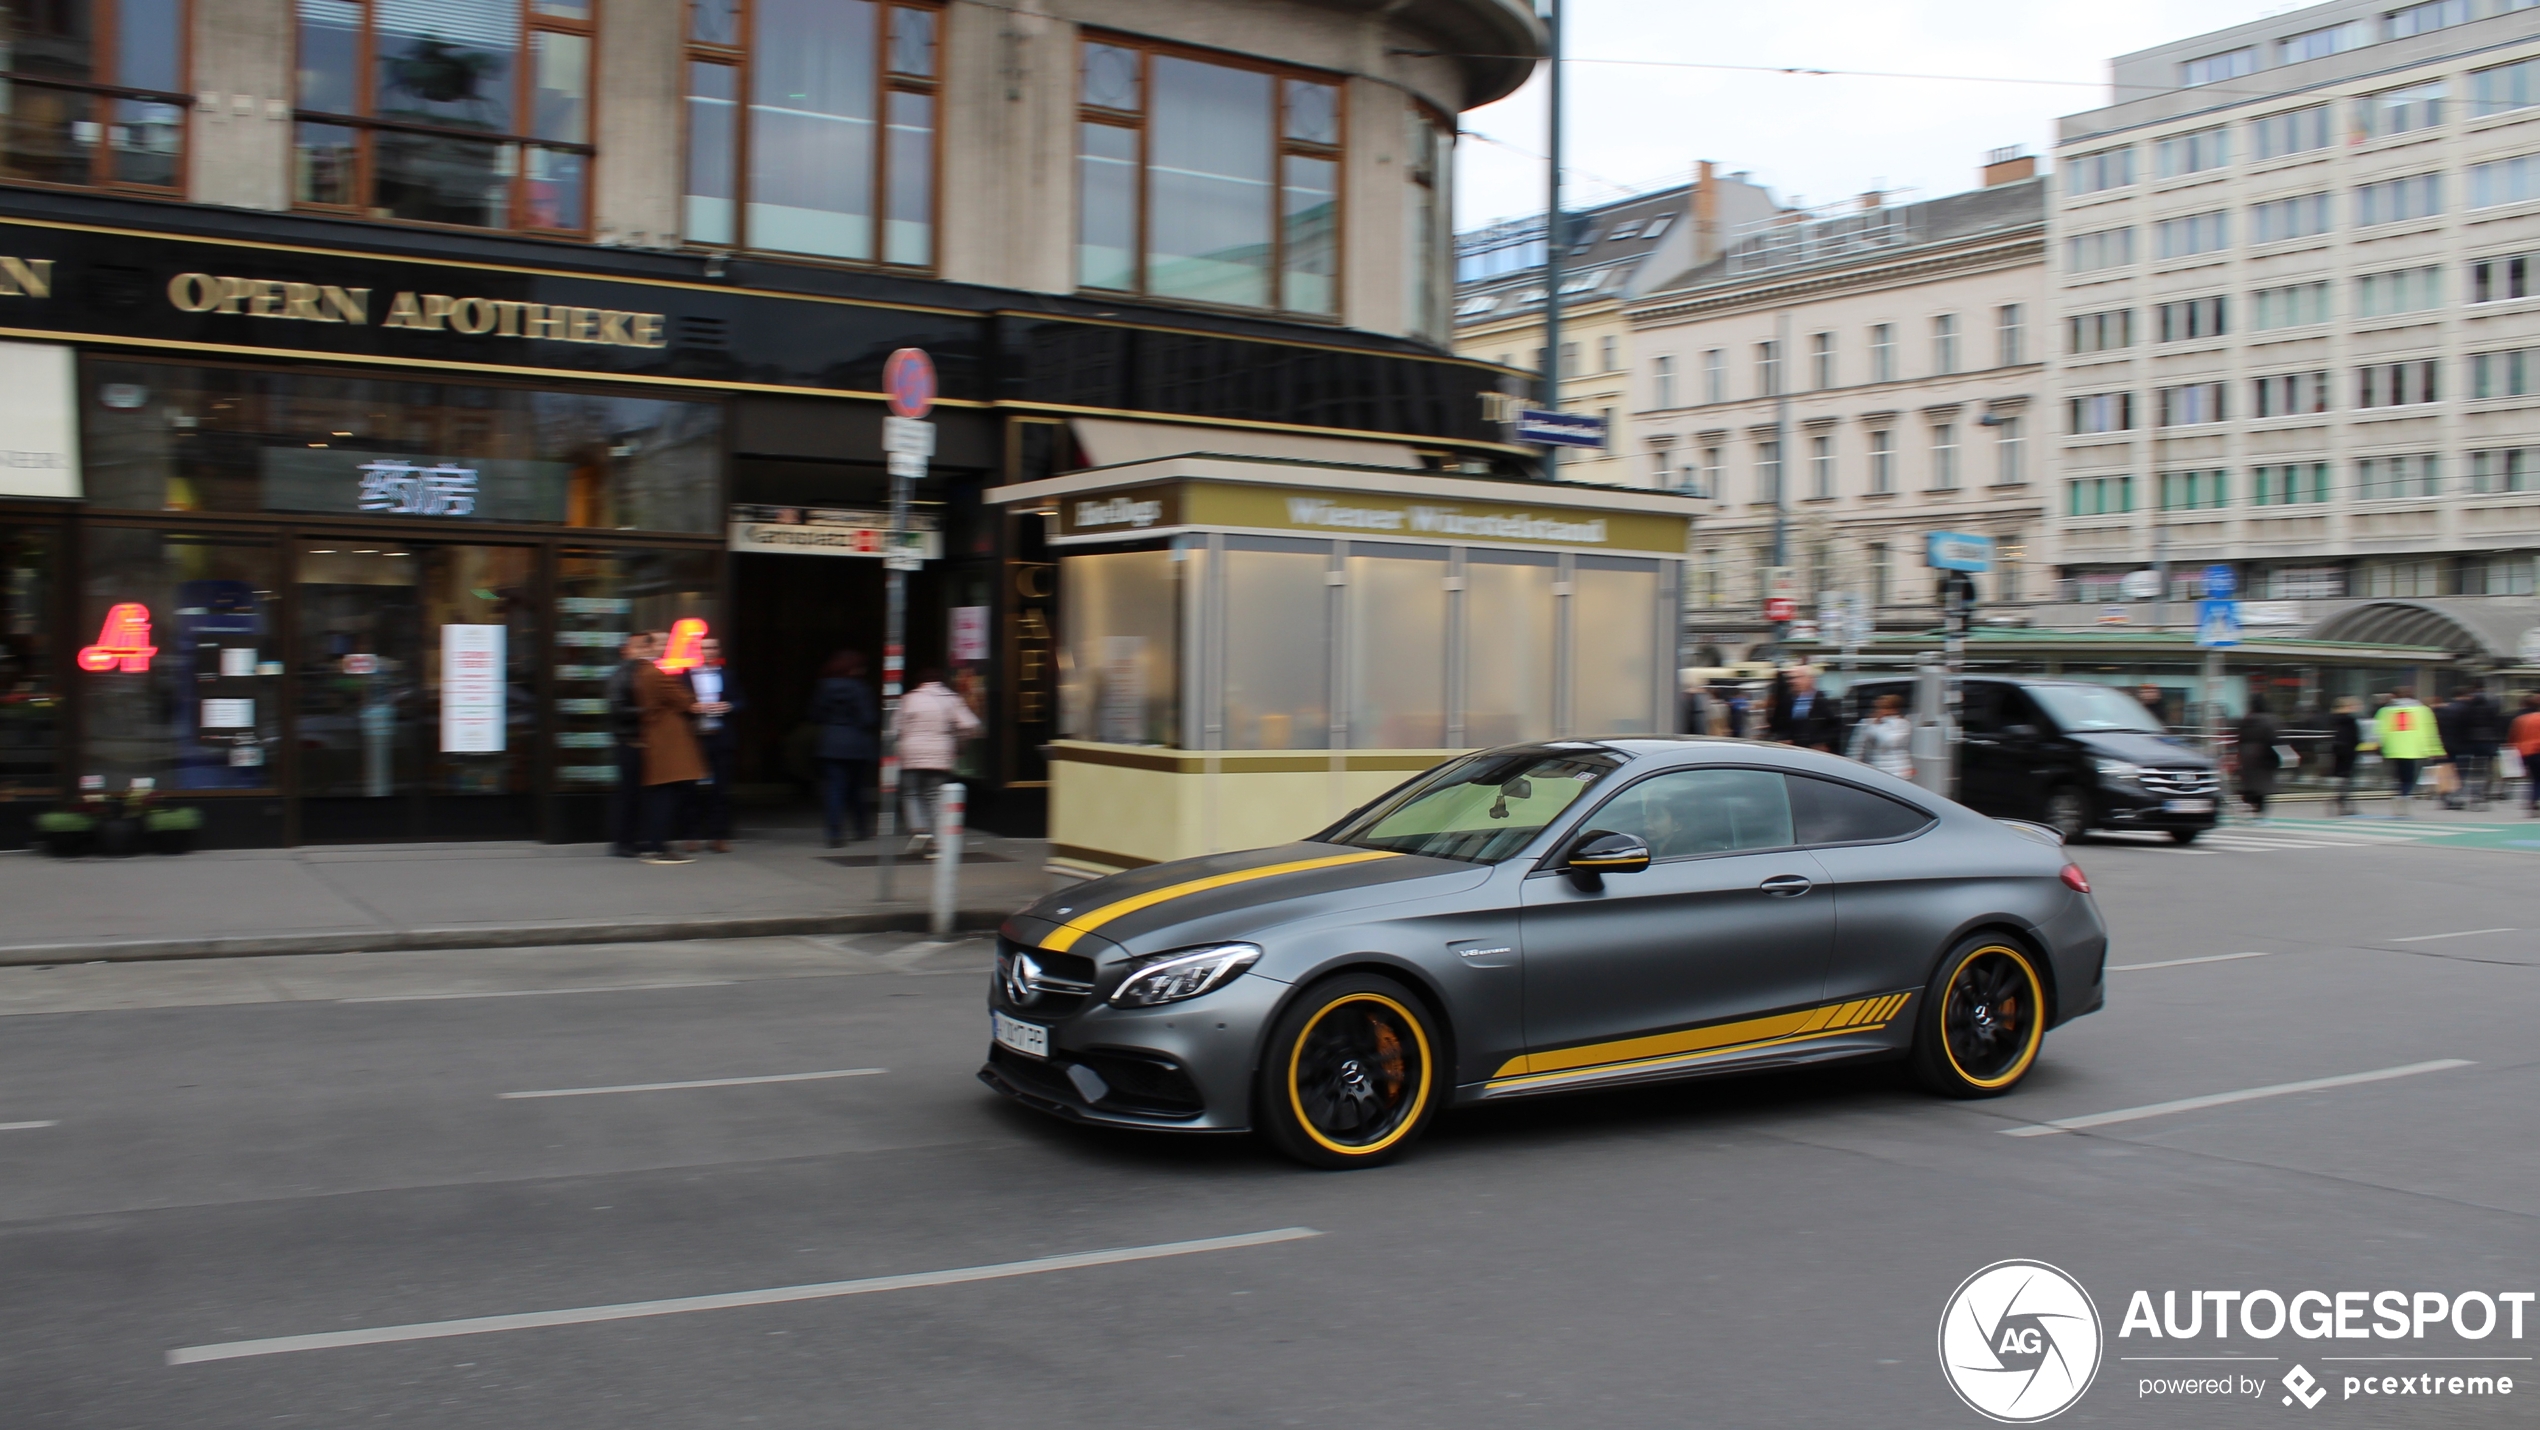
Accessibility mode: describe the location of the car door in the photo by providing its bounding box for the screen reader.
[1953,681,2018,813]
[1518,767,1834,1072]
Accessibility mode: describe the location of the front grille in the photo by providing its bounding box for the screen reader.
[995,938,1098,1016]
[2138,767,2218,795]
[987,1044,1206,1120]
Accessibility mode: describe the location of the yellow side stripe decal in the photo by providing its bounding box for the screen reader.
[1038,850,1401,953]
[1492,991,1916,1081]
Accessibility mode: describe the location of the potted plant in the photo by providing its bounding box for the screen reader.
[143,802,204,855]
[33,806,95,858]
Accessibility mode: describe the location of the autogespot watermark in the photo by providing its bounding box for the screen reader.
[1939,1265,2533,1421]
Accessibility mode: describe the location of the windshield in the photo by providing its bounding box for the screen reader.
[2027,684,2163,734]
[1325,749,1621,862]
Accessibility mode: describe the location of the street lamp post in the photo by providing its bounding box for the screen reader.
[1541,0,1563,482]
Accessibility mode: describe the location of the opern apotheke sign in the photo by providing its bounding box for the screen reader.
[165,272,667,348]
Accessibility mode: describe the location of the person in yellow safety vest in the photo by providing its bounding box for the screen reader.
[2375,685,2446,817]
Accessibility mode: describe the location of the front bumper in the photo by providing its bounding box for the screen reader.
[978,970,1291,1133]
[2096,783,2219,830]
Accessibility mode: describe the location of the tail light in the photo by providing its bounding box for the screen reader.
[2060,863,2091,894]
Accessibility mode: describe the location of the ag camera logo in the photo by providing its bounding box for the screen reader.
[1939,1260,2104,1422]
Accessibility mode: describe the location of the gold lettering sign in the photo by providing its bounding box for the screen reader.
[0,257,54,299]
[168,273,668,349]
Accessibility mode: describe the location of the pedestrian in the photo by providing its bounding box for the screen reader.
[2135,683,2169,731]
[634,636,707,864]
[604,630,662,857]
[683,635,742,853]
[2511,692,2540,817]
[1846,692,1914,780]
[1679,671,1712,737]
[810,650,880,848]
[2234,694,2282,825]
[1768,666,1844,751]
[2375,685,2444,818]
[1722,683,1751,738]
[2325,695,2365,817]
[2432,688,2473,810]
[2456,681,2505,809]
[891,664,980,857]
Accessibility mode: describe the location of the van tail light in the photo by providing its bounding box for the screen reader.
[2060,863,2091,894]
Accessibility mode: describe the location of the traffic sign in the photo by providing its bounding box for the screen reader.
[2196,598,2241,648]
[1516,408,1608,449]
[1925,531,1994,572]
[2203,563,2237,599]
[882,347,936,419]
[881,415,935,456]
[1763,596,1797,623]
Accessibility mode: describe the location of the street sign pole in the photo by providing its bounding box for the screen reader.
[876,349,938,902]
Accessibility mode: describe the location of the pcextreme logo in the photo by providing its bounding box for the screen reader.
[1938,1260,2104,1423]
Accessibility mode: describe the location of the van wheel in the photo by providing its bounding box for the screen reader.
[1256,975,1443,1170]
[2044,787,2091,842]
[1910,936,2048,1098]
[2169,828,2201,845]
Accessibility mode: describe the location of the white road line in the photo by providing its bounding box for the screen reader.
[2001,1059,2475,1138]
[2109,951,2274,972]
[498,1068,887,1099]
[166,1226,1322,1364]
[2386,928,2515,943]
[342,982,738,1004]
[0,1120,56,1131]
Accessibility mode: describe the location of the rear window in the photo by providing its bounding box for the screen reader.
[1790,774,1933,844]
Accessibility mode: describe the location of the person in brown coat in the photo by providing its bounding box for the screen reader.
[634,641,707,864]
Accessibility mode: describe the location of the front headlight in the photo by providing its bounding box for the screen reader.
[1109,943,1262,1008]
[2093,758,2141,784]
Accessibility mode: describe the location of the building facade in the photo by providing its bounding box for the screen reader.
[2047,0,2540,659]
[0,0,1543,848]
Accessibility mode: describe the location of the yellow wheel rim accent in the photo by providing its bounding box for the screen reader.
[1939,945,2045,1090]
[1287,991,1433,1157]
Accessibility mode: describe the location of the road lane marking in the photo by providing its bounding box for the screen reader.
[2001,1059,2475,1137]
[499,1068,886,1099]
[166,1226,1323,1364]
[0,1120,56,1131]
[343,982,738,1003]
[2109,951,2274,972]
[2386,928,2514,943]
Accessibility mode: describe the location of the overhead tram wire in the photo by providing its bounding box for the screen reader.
[1398,50,2368,106]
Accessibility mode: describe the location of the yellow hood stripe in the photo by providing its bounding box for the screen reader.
[1038,849,1402,953]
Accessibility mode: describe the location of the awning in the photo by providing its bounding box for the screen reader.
[2307,597,2540,664]
[1069,417,1422,471]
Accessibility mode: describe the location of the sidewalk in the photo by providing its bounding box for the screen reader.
[0,824,1064,965]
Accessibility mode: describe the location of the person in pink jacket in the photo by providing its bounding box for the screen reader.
[892,666,981,856]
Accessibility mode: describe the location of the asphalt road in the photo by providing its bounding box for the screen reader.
[2,832,2535,1429]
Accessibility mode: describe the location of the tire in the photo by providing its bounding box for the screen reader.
[1909,936,2049,1099]
[1255,974,1444,1169]
[2043,786,2091,843]
[2169,828,2202,845]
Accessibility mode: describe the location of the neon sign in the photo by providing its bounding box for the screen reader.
[77,604,157,672]
[657,617,709,673]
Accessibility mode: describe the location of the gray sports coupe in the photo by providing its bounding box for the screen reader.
[981,738,2108,1168]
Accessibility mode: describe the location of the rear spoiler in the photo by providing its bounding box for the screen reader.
[1995,818,2065,847]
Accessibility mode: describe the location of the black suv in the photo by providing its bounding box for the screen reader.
[1846,676,2221,843]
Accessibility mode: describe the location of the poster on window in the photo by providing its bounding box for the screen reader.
[1099,636,1146,745]
[440,624,507,753]
[0,341,78,499]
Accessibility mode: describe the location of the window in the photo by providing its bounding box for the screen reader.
[2156,126,2230,178]
[2385,0,2467,40]
[1589,767,1795,860]
[1756,440,1782,504]
[0,0,186,190]
[1809,432,1835,499]
[2069,392,2134,434]
[1454,294,1498,318]
[2356,173,2442,225]
[2179,48,2255,89]
[2471,447,2540,492]
[2357,360,2439,407]
[2066,147,2135,195]
[1599,335,1619,373]
[2066,475,2133,516]
[2259,564,2346,598]
[2253,280,2331,329]
[2472,58,2540,118]
[2361,557,2442,597]
[2252,462,2331,505]
[2157,382,2226,426]
[1810,330,1834,389]
[2157,296,2227,342]
[1640,214,1673,240]
[1932,314,1958,375]
[298,0,596,230]
[1757,340,1781,397]
[2279,20,2367,64]
[1868,324,1895,381]
[2249,192,2331,243]
[1699,444,1722,500]
[1868,429,1894,493]
[2250,105,2332,161]
[2356,452,2441,499]
[1076,37,1346,313]
[2473,252,2539,302]
[1789,774,1930,845]
[1559,341,1580,379]
[1929,424,1957,489]
[2252,370,2330,416]
[1404,109,1447,334]
[2459,552,2539,596]
[1996,305,2024,366]
[2159,470,2230,511]
[2156,211,2229,260]
[1993,416,2024,485]
[2068,308,2133,353]
[2472,154,2540,209]
[1702,349,1725,404]
[2472,349,2538,398]
[1653,354,1676,409]
[2358,81,2446,139]
[1869,542,1891,605]
[2067,227,2134,273]
[2357,265,2443,317]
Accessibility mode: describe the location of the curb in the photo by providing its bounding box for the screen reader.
[0,907,1014,966]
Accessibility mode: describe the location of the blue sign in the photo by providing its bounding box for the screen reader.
[1516,408,1609,449]
[2196,598,2241,648]
[2204,563,2237,599]
[1925,531,1995,572]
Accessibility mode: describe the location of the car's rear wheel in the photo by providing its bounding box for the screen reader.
[2169,828,2202,845]
[1909,936,2048,1098]
[2044,787,2091,843]
[1256,974,1442,1169]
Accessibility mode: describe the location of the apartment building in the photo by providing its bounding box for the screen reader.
[1627,160,2047,644]
[2049,0,2540,656]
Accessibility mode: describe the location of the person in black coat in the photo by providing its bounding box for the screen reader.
[2235,694,2283,824]
[683,635,744,852]
[2326,696,2365,816]
[810,649,880,847]
[1767,666,1845,751]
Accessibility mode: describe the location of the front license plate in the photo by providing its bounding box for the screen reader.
[992,1010,1049,1060]
[2163,798,2214,814]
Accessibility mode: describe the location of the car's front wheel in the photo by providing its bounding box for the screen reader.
[1256,974,1443,1169]
[2044,787,2091,842]
[1909,936,2048,1098]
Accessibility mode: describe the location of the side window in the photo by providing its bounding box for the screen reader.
[1790,774,1934,845]
[1957,682,2008,735]
[1997,688,2047,733]
[1587,767,1795,858]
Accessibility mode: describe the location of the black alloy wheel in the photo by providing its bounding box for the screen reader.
[1256,973,1442,1169]
[1909,937,2047,1098]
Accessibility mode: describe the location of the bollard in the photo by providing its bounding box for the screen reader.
[930,781,965,937]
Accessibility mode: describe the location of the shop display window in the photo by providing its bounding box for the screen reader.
[1057,548,1178,748]
[1220,541,1327,750]
[78,530,281,792]
[1571,559,1660,736]
[552,548,716,788]
[1345,544,1445,748]
[1461,550,1554,747]
[0,526,61,799]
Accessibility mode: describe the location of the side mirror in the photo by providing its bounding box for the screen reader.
[1565,830,1651,888]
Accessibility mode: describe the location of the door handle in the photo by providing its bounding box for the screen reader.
[1759,874,1813,897]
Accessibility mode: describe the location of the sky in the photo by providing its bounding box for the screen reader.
[1453,0,2324,231]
